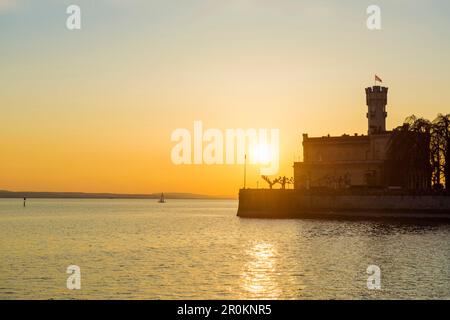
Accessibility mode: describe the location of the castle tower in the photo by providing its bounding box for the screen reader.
[365,86,388,135]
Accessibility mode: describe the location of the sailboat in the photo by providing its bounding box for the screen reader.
[158,193,166,203]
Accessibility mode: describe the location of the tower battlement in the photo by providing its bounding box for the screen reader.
[365,86,388,94]
[365,86,388,105]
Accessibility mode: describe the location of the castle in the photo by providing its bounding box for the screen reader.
[238,85,450,219]
[293,86,422,190]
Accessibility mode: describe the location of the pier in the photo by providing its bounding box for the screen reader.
[237,189,450,221]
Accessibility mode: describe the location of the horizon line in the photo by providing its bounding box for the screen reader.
[0,189,236,200]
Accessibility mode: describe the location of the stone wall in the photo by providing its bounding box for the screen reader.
[237,189,450,219]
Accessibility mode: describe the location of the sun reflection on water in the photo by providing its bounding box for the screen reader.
[241,242,282,299]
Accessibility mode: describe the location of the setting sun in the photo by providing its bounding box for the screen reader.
[250,143,272,165]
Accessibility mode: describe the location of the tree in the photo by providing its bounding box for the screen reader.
[432,114,450,188]
[287,177,295,189]
[261,176,279,189]
[276,176,294,189]
[387,115,432,189]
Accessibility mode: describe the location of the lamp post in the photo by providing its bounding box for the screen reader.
[243,154,247,189]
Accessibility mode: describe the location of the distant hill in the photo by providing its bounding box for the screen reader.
[0,190,235,200]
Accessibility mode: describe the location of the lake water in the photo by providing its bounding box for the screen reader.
[0,199,449,299]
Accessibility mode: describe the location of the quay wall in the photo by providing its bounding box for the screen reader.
[237,189,450,220]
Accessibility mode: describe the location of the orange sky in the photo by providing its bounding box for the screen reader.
[1,1,450,196]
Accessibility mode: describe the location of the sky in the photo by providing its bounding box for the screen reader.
[1,0,450,196]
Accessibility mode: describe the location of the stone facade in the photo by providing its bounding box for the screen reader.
[294,133,392,188]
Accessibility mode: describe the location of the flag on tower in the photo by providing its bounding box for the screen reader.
[375,74,382,83]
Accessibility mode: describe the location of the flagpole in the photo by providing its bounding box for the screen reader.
[243,154,247,189]
[374,75,382,87]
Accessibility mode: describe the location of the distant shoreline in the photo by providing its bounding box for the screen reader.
[0,190,235,200]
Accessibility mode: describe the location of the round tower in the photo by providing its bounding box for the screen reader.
[365,86,388,135]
